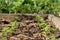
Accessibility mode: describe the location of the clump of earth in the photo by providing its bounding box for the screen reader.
[0,14,60,40]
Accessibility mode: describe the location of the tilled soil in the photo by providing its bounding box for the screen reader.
[0,14,60,40]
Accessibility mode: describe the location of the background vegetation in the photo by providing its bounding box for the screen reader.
[0,0,60,16]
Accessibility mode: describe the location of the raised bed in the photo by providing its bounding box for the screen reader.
[0,14,60,40]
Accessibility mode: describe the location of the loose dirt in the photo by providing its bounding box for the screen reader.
[0,14,60,40]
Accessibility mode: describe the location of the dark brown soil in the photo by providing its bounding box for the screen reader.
[0,14,60,40]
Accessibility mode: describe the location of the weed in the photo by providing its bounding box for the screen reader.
[36,15,45,23]
[40,23,50,34]
[36,15,50,34]
[0,16,19,40]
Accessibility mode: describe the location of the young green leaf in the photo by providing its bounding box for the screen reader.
[36,15,44,23]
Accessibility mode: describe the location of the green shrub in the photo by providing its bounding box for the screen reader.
[0,0,60,16]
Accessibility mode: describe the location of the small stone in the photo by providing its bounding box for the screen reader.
[48,14,60,30]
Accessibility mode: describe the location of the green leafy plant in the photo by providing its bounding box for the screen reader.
[40,23,50,34]
[8,0,24,13]
[36,15,50,34]
[36,15,45,23]
[0,0,24,13]
[0,16,19,40]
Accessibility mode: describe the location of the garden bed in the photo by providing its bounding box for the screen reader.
[0,14,60,40]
